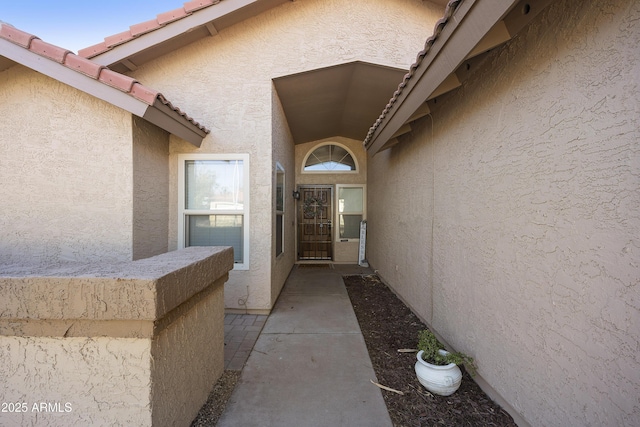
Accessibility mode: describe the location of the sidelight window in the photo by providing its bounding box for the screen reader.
[336,185,365,240]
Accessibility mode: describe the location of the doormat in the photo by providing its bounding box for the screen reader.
[297,264,332,269]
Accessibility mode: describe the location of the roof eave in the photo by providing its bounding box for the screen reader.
[365,0,552,155]
[145,100,208,147]
[1,38,207,147]
[84,0,287,70]
[0,37,147,116]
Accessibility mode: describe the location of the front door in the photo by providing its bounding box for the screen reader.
[298,186,332,260]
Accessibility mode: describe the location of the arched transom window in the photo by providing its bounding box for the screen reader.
[303,144,357,172]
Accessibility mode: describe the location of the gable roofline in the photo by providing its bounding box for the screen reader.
[79,0,289,71]
[364,0,554,154]
[0,24,209,147]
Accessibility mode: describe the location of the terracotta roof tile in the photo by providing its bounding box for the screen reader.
[184,0,218,13]
[79,0,222,59]
[130,19,161,37]
[64,54,105,78]
[98,68,138,92]
[77,42,110,58]
[157,7,189,26]
[0,25,37,48]
[0,23,210,134]
[130,83,160,104]
[364,0,463,147]
[30,39,71,64]
[104,30,135,49]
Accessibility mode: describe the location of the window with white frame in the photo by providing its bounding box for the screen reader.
[336,185,365,240]
[303,143,357,172]
[178,154,250,269]
[275,163,285,257]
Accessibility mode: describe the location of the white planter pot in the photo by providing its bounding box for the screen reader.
[414,350,462,396]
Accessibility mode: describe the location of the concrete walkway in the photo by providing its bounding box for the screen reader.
[217,265,392,427]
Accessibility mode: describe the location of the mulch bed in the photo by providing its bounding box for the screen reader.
[193,273,516,426]
[343,274,516,427]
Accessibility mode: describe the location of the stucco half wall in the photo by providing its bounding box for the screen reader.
[0,247,233,426]
[366,0,640,425]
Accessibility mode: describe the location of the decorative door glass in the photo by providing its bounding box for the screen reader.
[298,186,332,260]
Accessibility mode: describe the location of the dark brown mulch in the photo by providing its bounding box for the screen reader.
[344,274,516,427]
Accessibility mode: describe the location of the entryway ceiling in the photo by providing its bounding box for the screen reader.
[272,61,406,145]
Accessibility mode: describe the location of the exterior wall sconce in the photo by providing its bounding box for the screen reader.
[292,191,300,200]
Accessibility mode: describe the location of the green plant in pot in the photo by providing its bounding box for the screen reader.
[414,329,476,396]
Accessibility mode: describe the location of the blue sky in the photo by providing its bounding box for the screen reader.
[0,0,184,53]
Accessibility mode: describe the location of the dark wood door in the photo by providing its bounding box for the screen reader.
[298,187,332,260]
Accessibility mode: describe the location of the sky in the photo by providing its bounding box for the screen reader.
[0,0,184,53]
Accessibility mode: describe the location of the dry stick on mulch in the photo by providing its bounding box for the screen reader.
[343,274,516,427]
[371,379,405,395]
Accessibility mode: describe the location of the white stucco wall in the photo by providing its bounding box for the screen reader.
[131,0,444,311]
[0,66,134,266]
[367,0,640,425]
[132,116,170,260]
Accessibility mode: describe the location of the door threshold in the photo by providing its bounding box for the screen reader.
[297,260,333,264]
[296,263,334,269]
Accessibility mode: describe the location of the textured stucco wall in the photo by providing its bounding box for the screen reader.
[0,247,231,426]
[151,283,224,426]
[1,337,152,427]
[131,0,443,310]
[132,116,170,260]
[0,66,134,265]
[270,88,297,306]
[367,0,640,425]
